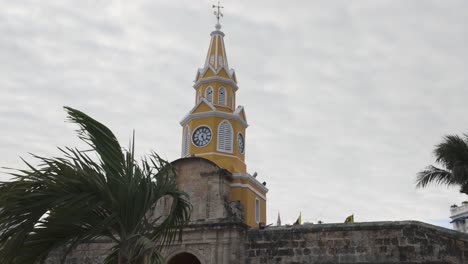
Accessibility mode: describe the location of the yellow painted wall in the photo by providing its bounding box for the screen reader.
[230,185,267,227]
[195,81,236,111]
[192,101,214,113]
[186,116,246,173]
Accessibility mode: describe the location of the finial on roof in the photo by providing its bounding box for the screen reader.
[212,1,224,30]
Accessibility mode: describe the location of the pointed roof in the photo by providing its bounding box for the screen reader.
[204,24,229,71]
[194,23,237,84]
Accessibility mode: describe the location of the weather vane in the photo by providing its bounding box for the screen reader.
[212,1,224,25]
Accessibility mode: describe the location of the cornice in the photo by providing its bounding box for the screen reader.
[180,110,249,128]
[193,75,239,92]
[231,173,269,194]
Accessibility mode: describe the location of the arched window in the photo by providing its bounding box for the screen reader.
[182,126,190,157]
[231,92,234,108]
[205,86,213,102]
[218,87,226,106]
[217,120,233,153]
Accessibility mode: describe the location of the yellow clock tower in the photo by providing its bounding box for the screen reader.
[180,11,267,227]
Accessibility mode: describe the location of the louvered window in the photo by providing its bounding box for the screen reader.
[182,126,190,157]
[205,86,213,102]
[217,120,233,152]
[218,87,226,106]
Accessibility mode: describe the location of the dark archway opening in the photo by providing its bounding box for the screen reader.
[167,252,201,264]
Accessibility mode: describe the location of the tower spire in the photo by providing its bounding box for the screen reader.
[212,1,224,30]
[203,2,230,72]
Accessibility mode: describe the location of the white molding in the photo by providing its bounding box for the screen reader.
[210,30,225,37]
[234,105,247,125]
[255,198,260,224]
[231,173,269,193]
[195,152,245,163]
[214,35,218,68]
[191,125,213,148]
[230,183,267,200]
[222,35,229,68]
[180,110,249,128]
[180,98,216,123]
[193,76,238,91]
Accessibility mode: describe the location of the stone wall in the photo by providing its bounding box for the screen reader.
[245,221,468,264]
[46,220,468,264]
[45,238,114,264]
[170,157,237,221]
[163,220,247,264]
[44,159,468,264]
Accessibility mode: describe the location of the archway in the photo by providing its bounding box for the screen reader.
[167,252,201,264]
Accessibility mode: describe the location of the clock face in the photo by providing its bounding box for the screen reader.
[192,126,212,147]
[237,133,245,154]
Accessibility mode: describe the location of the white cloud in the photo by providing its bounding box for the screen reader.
[1,0,467,228]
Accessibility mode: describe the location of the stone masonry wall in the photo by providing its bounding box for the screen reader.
[246,221,468,264]
[45,238,114,264]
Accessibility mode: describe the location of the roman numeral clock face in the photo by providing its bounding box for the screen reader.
[192,126,212,147]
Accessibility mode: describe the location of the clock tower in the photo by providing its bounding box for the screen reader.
[180,12,267,226]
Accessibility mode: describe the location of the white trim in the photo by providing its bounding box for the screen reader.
[195,152,245,163]
[197,65,235,81]
[193,76,238,91]
[221,35,229,68]
[217,120,233,153]
[231,173,269,193]
[210,30,225,37]
[205,35,214,67]
[215,35,219,69]
[190,97,216,112]
[231,71,237,82]
[255,198,260,224]
[180,98,216,123]
[234,105,247,124]
[191,125,213,148]
[230,183,267,200]
[180,110,249,128]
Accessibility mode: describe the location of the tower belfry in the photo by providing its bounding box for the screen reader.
[179,5,267,226]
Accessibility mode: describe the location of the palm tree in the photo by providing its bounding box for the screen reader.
[0,107,191,264]
[417,134,468,195]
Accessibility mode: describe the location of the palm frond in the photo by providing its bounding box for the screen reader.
[416,165,455,188]
[0,107,192,264]
[64,106,125,178]
[434,134,468,170]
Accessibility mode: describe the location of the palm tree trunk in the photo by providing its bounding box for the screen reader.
[118,251,129,264]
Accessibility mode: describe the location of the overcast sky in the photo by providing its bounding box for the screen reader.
[1,0,467,228]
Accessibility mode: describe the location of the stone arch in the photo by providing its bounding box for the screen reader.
[166,249,204,264]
